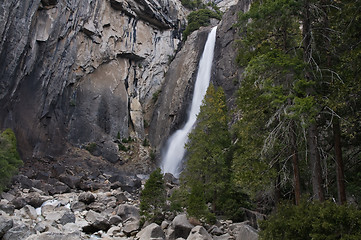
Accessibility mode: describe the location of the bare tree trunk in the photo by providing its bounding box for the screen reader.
[290,121,301,205]
[307,123,325,201]
[333,118,346,204]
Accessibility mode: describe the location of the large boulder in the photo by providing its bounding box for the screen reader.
[137,223,165,240]
[116,204,140,220]
[3,224,35,240]
[233,223,259,240]
[0,216,13,238]
[26,232,81,240]
[171,214,194,239]
[78,192,95,204]
[187,226,212,240]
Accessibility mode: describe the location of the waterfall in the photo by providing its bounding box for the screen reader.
[161,26,217,177]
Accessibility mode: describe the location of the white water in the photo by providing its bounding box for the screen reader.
[161,26,217,177]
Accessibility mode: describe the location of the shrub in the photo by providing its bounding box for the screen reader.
[183,9,222,40]
[0,129,23,192]
[259,200,361,240]
[140,168,166,224]
[85,142,97,153]
[143,138,150,147]
[118,143,128,152]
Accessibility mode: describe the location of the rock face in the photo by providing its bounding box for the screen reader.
[0,0,187,162]
[212,0,251,113]
[149,27,212,153]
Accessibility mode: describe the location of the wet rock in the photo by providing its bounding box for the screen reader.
[0,216,13,238]
[137,223,165,240]
[78,192,95,204]
[187,226,212,240]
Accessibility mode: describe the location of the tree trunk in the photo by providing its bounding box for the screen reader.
[307,123,325,201]
[333,118,346,204]
[290,121,301,205]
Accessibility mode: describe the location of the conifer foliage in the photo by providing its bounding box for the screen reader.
[0,128,23,192]
[140,168,166,224]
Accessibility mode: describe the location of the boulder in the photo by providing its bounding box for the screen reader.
[84,210,111,231]
[0,216,13,238]
[235,224,259,240]
[213,233,233,240]
[109,215,122,226]
[23,205,38,220]
[59,174,81,189]
[3,224,35,240]
[26,232,81,240]
[209,225,224,236]
[123,218,140,235]
[58,211,76,225]
[0,203,15,214]
[11,197,27,209]
[78,192,95,204]
[187,226,212,240]
[70,201,86,212]
[136,223,165,240]
[116,204,140,220]
[172,214,194,239]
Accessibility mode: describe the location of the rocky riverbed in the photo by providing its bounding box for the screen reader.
[0,169,261,240]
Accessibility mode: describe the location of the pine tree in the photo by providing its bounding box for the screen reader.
[182,84,231,220]
[140,168,166,224]
[0,128,23,192]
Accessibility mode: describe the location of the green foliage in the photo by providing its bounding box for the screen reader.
[181,0,203,10]
[140,168,166,224]
[152,90,162,103]
[181,85,239,222]
[260,201,361,240]
[117,131,121,139]
[121,136,133,143]
[0,129,23,192]
[118,143,129,152]
[183,9,222,40]
[85,142,97,153]
[142,138,150,147]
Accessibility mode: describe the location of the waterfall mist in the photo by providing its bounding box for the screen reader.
[161,26,217,177]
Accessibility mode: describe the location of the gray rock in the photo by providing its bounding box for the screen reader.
[3,224,35,240]
[109,215,122,226]
[11,197,27,209]
[116,204,140,220]
[213,233,233,240]
[85,210,111,231]
[136,223,165,240]
[0,203,15,214]
[78,192,95,204]
[209,225,224,236]
[235,224,259,240]
[34,222,48,233]
[123,218,140,235]
[70,201,86,212]
[58,211,76,225]
[26,232,81,240]
[187,226,212,240]
[172,214,194,239]
[23,205,38,220]
[59,174,81,189]
[0,216,13,238]
[1,192,15,202]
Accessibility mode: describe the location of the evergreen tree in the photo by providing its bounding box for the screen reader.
[0,128,23,192]
[140,168,166,224]
[182,84,231,220]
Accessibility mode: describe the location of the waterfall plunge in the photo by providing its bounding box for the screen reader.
[161,26,217,177]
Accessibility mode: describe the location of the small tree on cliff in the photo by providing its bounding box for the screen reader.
[0,128,23,192]
[140,168,166,224]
